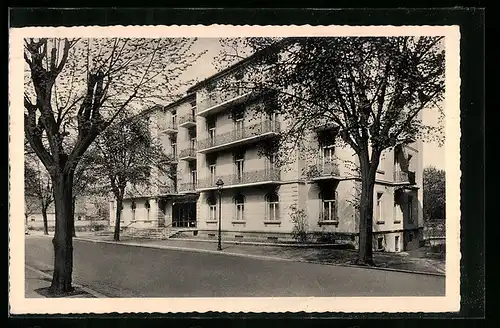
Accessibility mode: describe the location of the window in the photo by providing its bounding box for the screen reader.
[209,128,216,146]
[320,189,338,222]
[207,196,217,221]
[77,215,82,221]
[188,126,197,138]
[207,117,216,146]
[191,169,197,187]
[395,236,400,252]
[234,151,245,182]
[209,164,216,184]
[235,118,244,138]
[408,195,414,223]
[234,194,245,221]
[169,136,177,157]
[376,192,383,222]
[266,193,280,221]
[322,145,335,164]
[232,107,245,138]
[171,110,177,126]
[377,237,384,250]
[267,153,278,171]
[190,137,197,150]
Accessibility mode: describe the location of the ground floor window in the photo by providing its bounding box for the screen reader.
[234,194,245,221]
[207,196,217,221]
[266,193,279,221]
[320,189,338,222]
[395,235,400,251]
[377,236,384,250]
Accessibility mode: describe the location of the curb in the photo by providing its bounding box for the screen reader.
[25,265,108,298]
[73,237,445,277]
[170,237,343,248]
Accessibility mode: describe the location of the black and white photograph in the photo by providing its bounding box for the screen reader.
[9,25,461,313]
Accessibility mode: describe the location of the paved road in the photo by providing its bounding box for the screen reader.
[25,236,445,297]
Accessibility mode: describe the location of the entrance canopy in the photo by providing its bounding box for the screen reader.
[160,194,198,204]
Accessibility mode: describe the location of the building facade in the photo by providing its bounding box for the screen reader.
[111,51,424,252]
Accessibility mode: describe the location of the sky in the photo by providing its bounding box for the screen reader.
[178,38,445,171]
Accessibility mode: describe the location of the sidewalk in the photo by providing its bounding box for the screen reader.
[67,231,445,276]
[25,265,102,298]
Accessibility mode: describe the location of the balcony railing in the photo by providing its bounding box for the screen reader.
[307,161,341,180]
[178,147,197,160]
[197,87,251,115]
[198,120,280,152]
[178,182,197,193]
[158,185,177,195]
[178,114,196,127]
[166,153,178,162]
[394,170,416,184]
[160,121,178,134]
[197,168,281,190]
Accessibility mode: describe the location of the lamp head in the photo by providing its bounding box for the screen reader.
[216,178,224,190]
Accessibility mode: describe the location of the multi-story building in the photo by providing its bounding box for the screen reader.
[110,46,424,252]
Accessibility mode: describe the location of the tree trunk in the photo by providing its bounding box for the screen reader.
[49,171,75,295]
[42,205,49,235]
[71,196,76,237]
[356,152,380,266]
[114,195,123,241]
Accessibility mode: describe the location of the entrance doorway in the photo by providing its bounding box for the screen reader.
[172,202,197,228]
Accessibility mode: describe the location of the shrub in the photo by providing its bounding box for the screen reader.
[290,205,309,243]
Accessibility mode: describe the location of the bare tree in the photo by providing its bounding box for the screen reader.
[84,112,176,241]
[216,37,445,264]
[24,37,205,294]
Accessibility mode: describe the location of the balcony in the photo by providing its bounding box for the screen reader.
[307,161,341,181]
[197,168,281,191]
[160,122,178,135]
[197,87,252,117]
[198,120,280,154]
[178,147,197,161]
[178,182,197,194]
[158,185,177,195]
[393,170,416,185]
[165,153,178,163]
[178,113,196,128]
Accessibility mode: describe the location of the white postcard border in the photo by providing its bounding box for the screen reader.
[9,24,461,314]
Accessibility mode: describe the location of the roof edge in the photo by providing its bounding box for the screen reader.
[187,37,292,93]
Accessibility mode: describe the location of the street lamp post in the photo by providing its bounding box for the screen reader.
[216,178,224,251]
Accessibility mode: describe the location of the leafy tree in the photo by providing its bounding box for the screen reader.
[24,37,205,294]
[25,157,54,235]
[216,37,445,264]
[84,112,176,241]
[423,166,446,222]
